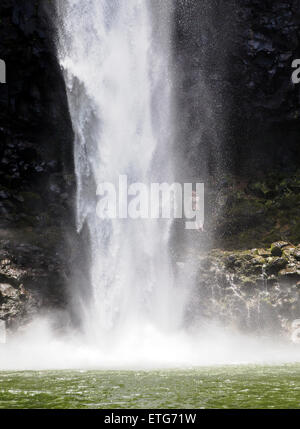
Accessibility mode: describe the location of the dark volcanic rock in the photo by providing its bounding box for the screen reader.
[0,0,75,328]
[0,232,69,330]
[174,0,300,176]
[189,242,300,338]
[231,0,300,175]
[174,0,300,249]
[0,0,74,231]
[270,241,289,256]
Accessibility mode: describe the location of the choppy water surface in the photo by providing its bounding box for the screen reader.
[0,364,299,409]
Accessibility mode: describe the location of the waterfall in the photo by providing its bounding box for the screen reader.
[56,0,188,352]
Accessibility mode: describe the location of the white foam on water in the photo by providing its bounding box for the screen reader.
[0,315,299,370]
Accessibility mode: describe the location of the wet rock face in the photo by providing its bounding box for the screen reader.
[232,0,300,174]
[0,0,74,230]
[211,167,300,250]
[174,0,300,177]
[174,1,300,248]
[0,233,70,330]
[238,0,300,122]
[191,242,300,338]
[0,279,36,330]
[0,0,75,328]
[174,0,240,180]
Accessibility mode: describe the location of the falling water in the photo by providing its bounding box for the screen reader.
[55,0,191,353]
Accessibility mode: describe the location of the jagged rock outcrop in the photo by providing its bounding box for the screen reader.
[190,242,300,339]
[0,231,71,330]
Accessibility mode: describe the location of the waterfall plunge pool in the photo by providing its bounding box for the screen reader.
[0,365,299,409]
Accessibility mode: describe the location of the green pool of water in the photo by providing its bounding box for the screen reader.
[0,364,299,409]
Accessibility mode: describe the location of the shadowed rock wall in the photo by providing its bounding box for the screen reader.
[0,0,75,328]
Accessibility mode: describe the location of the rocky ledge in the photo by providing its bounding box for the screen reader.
[0,229,70,333]
[1,238,300,340]
[191,241,300,340]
